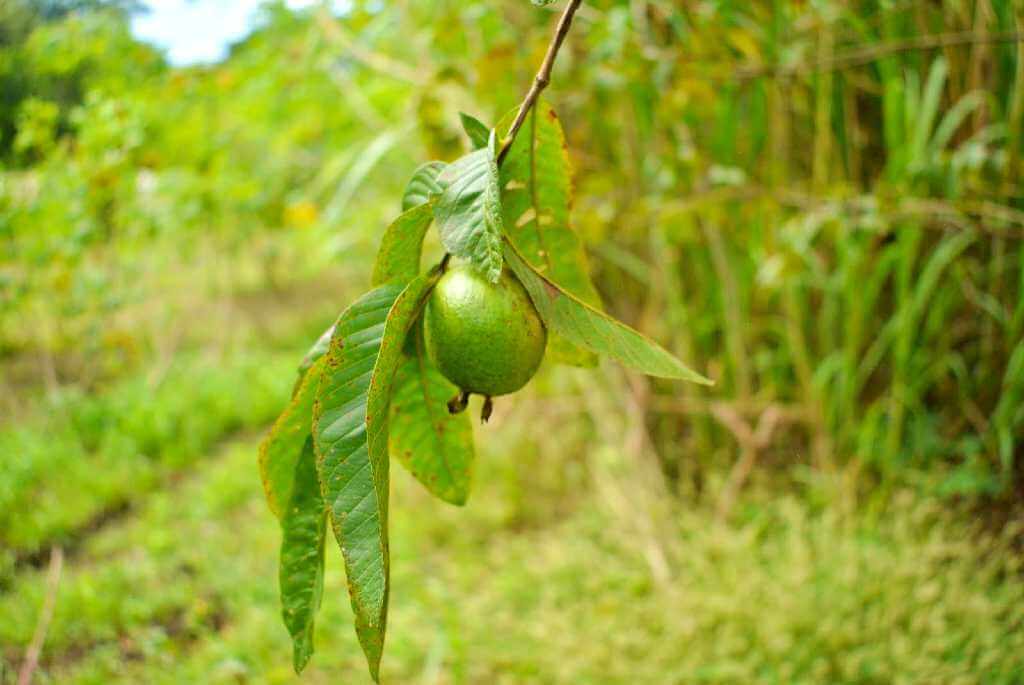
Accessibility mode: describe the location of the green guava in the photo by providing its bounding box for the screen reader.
[424,263,547,399]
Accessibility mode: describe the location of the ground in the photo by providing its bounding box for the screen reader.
[3,394,1023,683]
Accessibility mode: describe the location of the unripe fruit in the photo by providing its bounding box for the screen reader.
[424,264,547,397]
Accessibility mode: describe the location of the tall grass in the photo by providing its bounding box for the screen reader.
[531,0,1024,504]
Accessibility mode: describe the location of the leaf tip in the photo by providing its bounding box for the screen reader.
[678,364,714,386]
[292,647,312,675]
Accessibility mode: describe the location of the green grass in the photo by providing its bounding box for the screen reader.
[0,349,302,564]
[0,264,355,567]
[2,421,1022,684]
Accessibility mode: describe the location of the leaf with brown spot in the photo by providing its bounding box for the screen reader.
[496,100,601,366]
[372,203,434,286]
[260,357,325,520]
[312,275,436,681]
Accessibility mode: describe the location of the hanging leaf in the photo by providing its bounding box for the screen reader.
[279,437,326,674]
[372,203,434,286]
[496,103,601,366]
[504,239,712,384]
[390,321,474,505]
[459,111,491,149]
[297,326,334,379]
[433,133,504,283]
[312,275,437,681]
[402,161,446,211]
[260,357,325,519]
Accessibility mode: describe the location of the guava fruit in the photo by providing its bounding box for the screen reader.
[424,263,547,403]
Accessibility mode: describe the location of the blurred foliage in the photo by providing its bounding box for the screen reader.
[2,0,1022,500]
[1,0,1023,679]
[3,436,1024,683]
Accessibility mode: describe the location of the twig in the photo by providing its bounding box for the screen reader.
[713,406,784,521]
[735,30,1024,81]
[18,547,64,685]
[648,396,811,423]
[437,0,586,267]
[496,0,585,165]
[654,186,1024,237]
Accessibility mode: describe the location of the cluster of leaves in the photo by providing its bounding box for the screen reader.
[259,102,708,680]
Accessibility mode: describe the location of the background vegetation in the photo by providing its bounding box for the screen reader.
[2,0,1023,682]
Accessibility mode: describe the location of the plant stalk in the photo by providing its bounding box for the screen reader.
[496,0,585,166]
[440,0,585,268]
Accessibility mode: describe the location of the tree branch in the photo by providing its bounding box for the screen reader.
[496,0,585,166]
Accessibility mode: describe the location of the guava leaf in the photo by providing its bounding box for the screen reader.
[496,102,601,366]
[312,275,437,681]
[298,326,333,378]
[433,133,504,283]
[459,111,491,150]
[402,161,446,211]
[260,357,325,519]
[504,239,712,384]
[372,203,434,286]
[279,436,326,674]
[390,322,474,505]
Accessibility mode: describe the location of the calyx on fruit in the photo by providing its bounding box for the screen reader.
[423,262,547,416]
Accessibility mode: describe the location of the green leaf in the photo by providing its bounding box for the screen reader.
[389,321,474,505]
[402,161,445,211]
[496,103,601,366]
[298,326,334,377]
[260,357,324,520]
[433,133,504,283]
[279,437,326,674]
[503,239,712,384]
[312,275,437,681]
[372,203,434,286]
[459,111,490,150]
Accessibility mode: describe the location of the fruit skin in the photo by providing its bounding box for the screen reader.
[424,264,547,397]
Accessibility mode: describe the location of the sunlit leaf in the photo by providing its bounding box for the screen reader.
[372,203,434,286]
[459,111,490,149]
[312,275,437,681]
[496,102,601,366]
[260,357,325,519]
[504,239,712,384]
[389,321,474,505]
[278,437,326,674]
[433,133,504,283]
[402,161,446,211]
